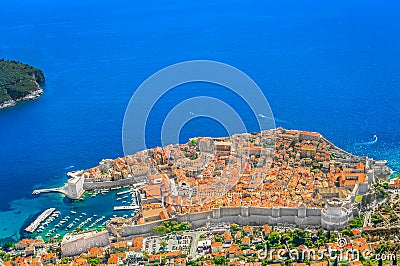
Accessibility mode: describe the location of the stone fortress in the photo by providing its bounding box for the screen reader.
[47,128,393,241]
[105,131,391,240]
[108,160,384,241]
[61,230,109,257]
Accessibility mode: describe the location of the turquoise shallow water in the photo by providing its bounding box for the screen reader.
[17,189,134,242]
[2,189,133,242]
[0,0,399,242]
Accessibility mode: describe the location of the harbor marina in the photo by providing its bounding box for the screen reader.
[24,186,139,241]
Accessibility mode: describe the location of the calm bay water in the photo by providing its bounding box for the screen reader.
[0,0,399,241]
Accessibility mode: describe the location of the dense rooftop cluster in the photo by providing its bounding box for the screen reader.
[1,129,396,265]
[83,128,368,225]
[2,223,397,265]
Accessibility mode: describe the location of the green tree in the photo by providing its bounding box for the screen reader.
[0,60,45,105]
[178,222,191,231]
[0,251,10,261]
[230,223,239,231]
[157,221,191,233]
[268,231,280,245]
[60,257,72,264]
[341,229,354,237]
[142,250,149,260]
[87,257,100,266]
[187,260,200,266]
[153,225,167,235]
[214,235,223,242]
[375,243,388,254]
[160,240,167,250]
[2,242,15,250]
[292,229,306,246]
[255,243,265,250]
[213,256,227,265]
[350,216,364,228]
[281,231,293,243]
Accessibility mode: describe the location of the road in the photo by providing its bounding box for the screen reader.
[363,211,371,227]
[188,231,206,260]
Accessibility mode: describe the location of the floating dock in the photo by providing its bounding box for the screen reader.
[116,189,132,196]
[24,208,56,233]
[113,206,140,211]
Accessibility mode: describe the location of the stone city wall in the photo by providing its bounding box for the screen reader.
[114,206,331,238]
[61,230,110,257]
[83,176,147,190]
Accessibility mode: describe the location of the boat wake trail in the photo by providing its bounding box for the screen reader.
[64,165,74,170]
[354,135,378,146]
[258,113,288,125]
[189,112,288,125]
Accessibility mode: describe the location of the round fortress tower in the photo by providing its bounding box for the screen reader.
[321,199,353,230]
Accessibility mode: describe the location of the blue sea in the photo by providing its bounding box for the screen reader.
[0,0,399,242]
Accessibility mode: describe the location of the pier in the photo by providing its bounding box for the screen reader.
[113,206,140,211]
[32,186,67,196]
[25,208,56,233]
[32,171,85,200]
[116,189,132,196]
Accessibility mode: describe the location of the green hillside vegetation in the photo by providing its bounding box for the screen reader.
[0,59,45,104]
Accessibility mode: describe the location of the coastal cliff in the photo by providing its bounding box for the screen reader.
[0,59,45,109]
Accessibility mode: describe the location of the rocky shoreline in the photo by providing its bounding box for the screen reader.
[0,82,44,110]
[0,59,45,110]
